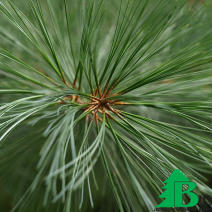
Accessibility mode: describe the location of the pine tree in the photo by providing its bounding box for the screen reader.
[0,0,212,211]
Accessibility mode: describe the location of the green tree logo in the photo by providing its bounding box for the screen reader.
[156,170,199,208]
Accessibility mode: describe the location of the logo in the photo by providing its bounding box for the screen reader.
[156,170,199,208]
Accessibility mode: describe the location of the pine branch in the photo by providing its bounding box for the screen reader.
[0,0,212,211]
